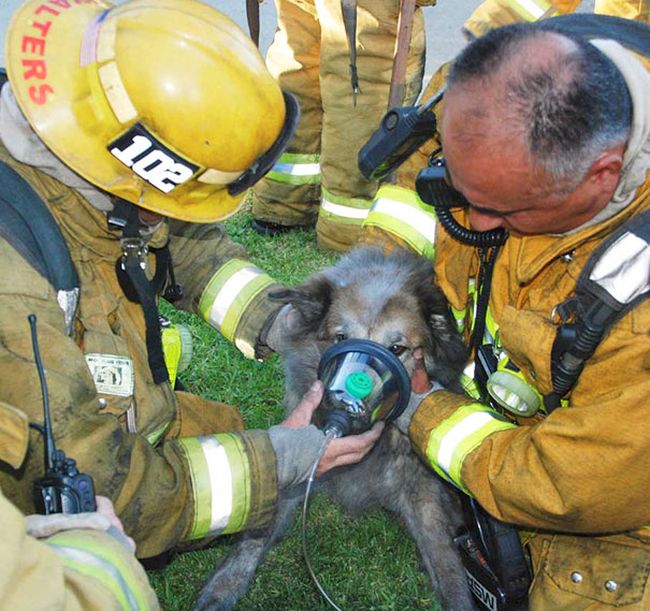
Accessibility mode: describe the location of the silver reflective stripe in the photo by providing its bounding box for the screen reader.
[321,199,369,220]
[208,267,260,329]
[56,288,79,337]
[515,0,547,18]
[201,437,234,531]
[508,0,548,18]
[371,198,437,242]
[590,232,650,304]
[437,411,495,475]
[272,160,320,177]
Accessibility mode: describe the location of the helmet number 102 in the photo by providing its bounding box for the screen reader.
[110,132,195,193]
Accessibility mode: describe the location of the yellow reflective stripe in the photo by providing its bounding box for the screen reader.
[319,187,371,225]
[426,403,516,492]
[267,152,320,185]
[484,305,498,343]
[461,362,481,399]
[145,419,171,446]
[504,0,554,20]
[363,185,437,259]
[199,259,274,342]
[48,534,149,610]
[178,433,251,540]
[451,305,466,333]
[161,325,181,388]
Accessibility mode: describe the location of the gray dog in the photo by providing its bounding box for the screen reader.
[196,246,475,610]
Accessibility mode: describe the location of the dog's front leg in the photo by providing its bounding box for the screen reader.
[194,486,305,611]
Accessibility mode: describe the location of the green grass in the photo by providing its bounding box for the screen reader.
[149,204,441,610]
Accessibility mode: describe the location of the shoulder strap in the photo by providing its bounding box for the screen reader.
[388,0,417,110]
[545,209,650,410]
[0,160,79,335]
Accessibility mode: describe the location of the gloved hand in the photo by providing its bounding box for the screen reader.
[24,495,136,552]
[268,381,384,488]
[256,303,300,359]
[394,348,444,435]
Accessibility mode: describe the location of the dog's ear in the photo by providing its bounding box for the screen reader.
[269,276,334,328]
[418,282,469,389]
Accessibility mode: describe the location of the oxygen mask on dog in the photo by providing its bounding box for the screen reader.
[316,339,411,437]
[302,339,412,610]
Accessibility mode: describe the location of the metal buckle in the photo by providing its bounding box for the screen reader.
[119,237,148,271]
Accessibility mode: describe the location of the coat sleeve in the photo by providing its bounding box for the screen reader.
[0,240,277,559]
[409,305,650,533]
[0,487,159,611]
[462,0,581,40]
[166,220,284,359]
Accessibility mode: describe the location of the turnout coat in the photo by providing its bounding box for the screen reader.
[361,40,650,609]
[0,141,281,559]
[0,401,158,609]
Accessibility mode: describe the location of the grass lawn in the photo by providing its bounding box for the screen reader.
[149,203,441,610]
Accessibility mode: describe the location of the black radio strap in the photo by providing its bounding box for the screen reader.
[545,208,650,411]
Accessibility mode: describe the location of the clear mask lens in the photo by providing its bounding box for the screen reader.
[317,339,411,434]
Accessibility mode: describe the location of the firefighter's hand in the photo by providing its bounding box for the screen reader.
[269,382,383,487]
[394,348,444,436]
[24,496,136,552]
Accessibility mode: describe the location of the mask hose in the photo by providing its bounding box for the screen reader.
[302,428,345,611]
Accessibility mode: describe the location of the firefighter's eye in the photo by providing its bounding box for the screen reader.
[389,344,407,356]
[335,332,347,342]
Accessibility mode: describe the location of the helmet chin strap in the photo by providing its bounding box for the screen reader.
[108,199,170,385]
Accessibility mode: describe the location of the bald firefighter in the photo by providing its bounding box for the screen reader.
[0,0,381,562]
[365,18,649,609]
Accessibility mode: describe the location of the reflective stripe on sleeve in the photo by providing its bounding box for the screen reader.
[199,259,274,342]
[504,0,554,20]
[178,433,251,540]
[319,187,372,225]
[48,534,150,610]
[266,152,321,185]
[363,185,437,260]
[426,403,516,492]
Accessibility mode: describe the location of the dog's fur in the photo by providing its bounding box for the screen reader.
[196,247,475,610]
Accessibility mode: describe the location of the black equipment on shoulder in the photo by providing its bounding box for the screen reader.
[0,160,80,336]
[358,87,442,182]
[545,208,650,411]
[28,314,97,514]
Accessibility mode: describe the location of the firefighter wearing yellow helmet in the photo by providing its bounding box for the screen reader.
[0,0,381,576]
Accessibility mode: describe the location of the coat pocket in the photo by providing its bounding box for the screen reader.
[536,534,650,607]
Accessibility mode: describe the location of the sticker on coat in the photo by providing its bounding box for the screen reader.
[85,353,135,397]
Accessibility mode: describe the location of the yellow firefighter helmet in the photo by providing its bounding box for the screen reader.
[5,0,298,223]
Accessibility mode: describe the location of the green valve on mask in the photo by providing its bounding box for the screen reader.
[345,371,373,399]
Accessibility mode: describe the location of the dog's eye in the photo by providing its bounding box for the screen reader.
[335,332,347,343]
[389,344,407,356]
